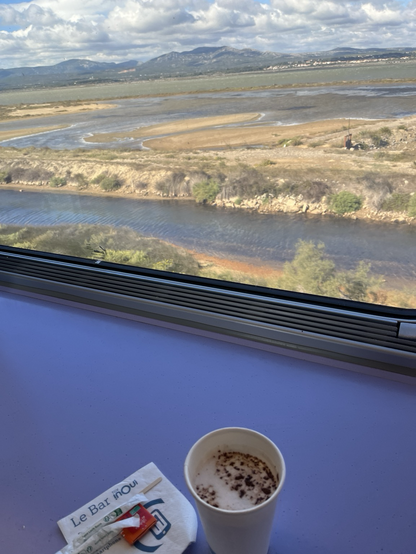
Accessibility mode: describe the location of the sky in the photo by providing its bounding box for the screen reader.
[0,0,415,67]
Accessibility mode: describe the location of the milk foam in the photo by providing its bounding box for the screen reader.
[194,451,278,511]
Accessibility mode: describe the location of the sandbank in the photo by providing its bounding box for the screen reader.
[85,113,261,143]
[144,118,380,150]
[0,102,115,123]
[0,125,67,142]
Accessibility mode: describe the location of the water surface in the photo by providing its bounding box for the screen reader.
[1,189,415,283]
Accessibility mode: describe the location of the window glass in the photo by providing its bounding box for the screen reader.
[0,1,415,309]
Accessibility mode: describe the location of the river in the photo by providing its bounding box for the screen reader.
[1,189,415,285]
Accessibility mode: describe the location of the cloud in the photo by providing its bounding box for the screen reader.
[0,0,414,67]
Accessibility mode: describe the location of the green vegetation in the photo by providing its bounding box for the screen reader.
[277,240,382,302]
[275,137,303,147]
[379,126,392,136]
[330,191,362,214]
[359,127,391,148]
[49,176,67,187]
[91,173,107,184]
[74,173,89,190]
[0,224,199,275]
[0,170,11,183]
[99,176,121,192]
[408,195,416,217]
[193,179,220,203]
[290,137,303,146]
[90,172,121,191]
[381,193,411,212]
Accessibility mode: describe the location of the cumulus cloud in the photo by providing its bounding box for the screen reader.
[0,0,414,67]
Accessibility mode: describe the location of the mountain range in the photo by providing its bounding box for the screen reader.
[0,46,415,91]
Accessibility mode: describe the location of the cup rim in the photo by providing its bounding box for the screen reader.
[184,427,286,514]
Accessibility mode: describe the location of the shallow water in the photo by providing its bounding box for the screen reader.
[1,83,416,150]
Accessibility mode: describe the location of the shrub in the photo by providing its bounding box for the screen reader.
[0,170,11,183]
[156,171,188,196]
[74,173,88,190]
[369,133,387,148]
[9,167,53,182]
[193,179,220,203]
[276,138,289,146]
[330,191,362,214]
[359,129,389,148]
[408,195,416,217]
[290,137,303,146]
[91,173,107,184]
[278,240,382,301]
[381,193,410,212]
[379,126,392,136]
[99,176,121,192]
[363,173,393,210]
[222,165,268,198]
[49,176,67,187]
[301,180,330,202]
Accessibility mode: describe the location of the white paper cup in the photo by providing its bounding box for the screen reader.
[184,427,286,554]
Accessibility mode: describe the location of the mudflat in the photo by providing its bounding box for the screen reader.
[0,102,114,122]
[84,113,262,143]
[0,125,67,142]
[144,118,381,150]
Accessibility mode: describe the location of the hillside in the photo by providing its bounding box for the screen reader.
[0,46,415,90]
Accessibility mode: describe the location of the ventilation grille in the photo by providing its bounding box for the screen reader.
[0,251,415,354]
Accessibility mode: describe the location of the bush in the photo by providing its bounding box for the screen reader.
[99,177,121,192]
[10,167,53,182]
[379,126,392,136]
[359,129,389,148]
[290,137,303,146]
[91,173,107,184]
[0,170,11,184]
[74,173,88,190]
[156,171,188,196]
[222,165,268,199]
[408,195,416,217]
[301,180,330,202]
[330,191,362,214]
[49,176,67,187]
[363,174,393,210]
[278,240,382,301]
[381,193,410,212]
[193,180,220,203]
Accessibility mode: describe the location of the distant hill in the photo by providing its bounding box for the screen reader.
[0,59,139,90]
[0,46,415,91]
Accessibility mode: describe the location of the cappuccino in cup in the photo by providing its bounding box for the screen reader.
[194,450,278,511]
